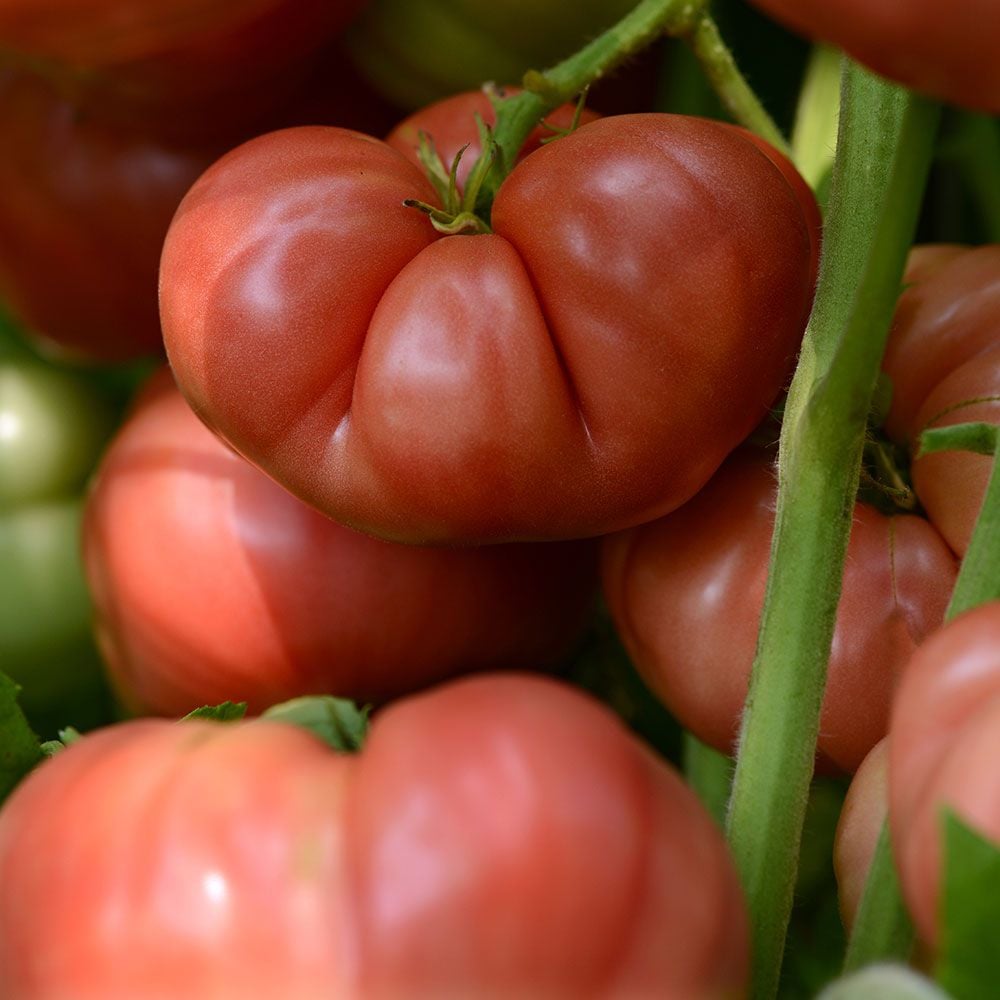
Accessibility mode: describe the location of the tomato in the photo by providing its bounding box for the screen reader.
[0,673,749,998]
[882,245,1000,555]
[0,352,118,734]
[346,0,639,110]
[0,0,365,135]
[0,70,214,361]
[888,602,1000,948]
[601,451,958,773]
[83,371,597,715]
[161,113,819,543]
[833,737,888,931]
[746,0,1000,113]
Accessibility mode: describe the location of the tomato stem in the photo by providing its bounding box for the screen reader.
[684,14,790,158]
[473,0,785,215]
[723,63,939,999]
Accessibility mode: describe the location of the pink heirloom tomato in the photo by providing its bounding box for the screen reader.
[882,244,1000,557]
[160,113,820,543]
[83,371,597,715]
[601,451,958,773]
[0,674,749,999]
[747,0,1000,113]
[889,601,1000,948]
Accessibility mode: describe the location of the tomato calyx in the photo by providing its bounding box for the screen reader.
[859,435,918,514]
[403,118,495,235]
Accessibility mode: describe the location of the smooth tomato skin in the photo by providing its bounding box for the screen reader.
[881,244,1000,555]
[84,372,597,715]
[161,115,818,543]
[0,674,749,999]
[882,245,1000,444]
[833,737,888,931]
[909,344,1000,555]
[889,602,1000,947]
[747,0,1000,112]
[601,452,957,773]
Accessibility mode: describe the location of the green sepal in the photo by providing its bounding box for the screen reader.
[261,696,370,754]
[182,701,248,723]
[0,669,43,803]
[934,809,1000,999]
[918,422,999,458]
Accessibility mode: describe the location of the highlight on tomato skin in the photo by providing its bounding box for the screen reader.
[601,450,958,774]
[881,244,1000,556]
[746,0,1000,113]
[160,112,820,544]
[83,369,599,716]
[888,601,1000,949]
[0,673,750,1000]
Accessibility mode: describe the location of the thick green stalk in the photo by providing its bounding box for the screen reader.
[724,64,939,999]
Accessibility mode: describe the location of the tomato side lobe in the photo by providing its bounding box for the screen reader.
[0,675,748,998]
[491,114,819,534]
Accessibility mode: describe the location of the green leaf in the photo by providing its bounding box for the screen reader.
[934,810,1000,998]
[262,696,370,753]
[182,701,248,723]
[0,670,43,803]
[818,964,950,999]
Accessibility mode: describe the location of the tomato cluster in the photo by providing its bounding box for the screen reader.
[1,0,998,996]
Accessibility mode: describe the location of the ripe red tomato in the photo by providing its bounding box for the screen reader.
[0,70,213,360]
[0,57,398,362]
[833,737,888,931]
[882,245,1000,555]
[0,674,749,998]
[746,0,1000,113]
[889,602,1000,947]
[161,114,819,543]
[84,371,597,715]
[601,451,957,773]
[0,0,365,133]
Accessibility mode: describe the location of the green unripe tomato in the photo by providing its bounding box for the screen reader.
[0,361,118,507]
[0,355,118,735]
